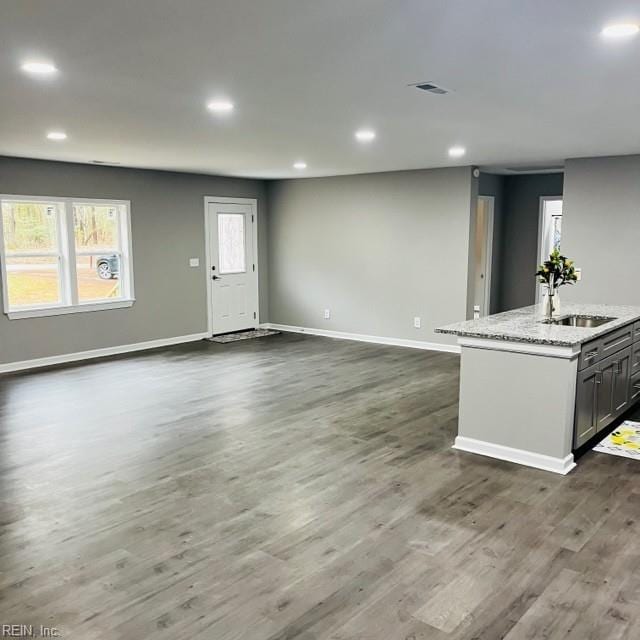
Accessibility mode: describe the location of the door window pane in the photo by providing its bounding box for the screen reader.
[73,204,120,252]
[551,214,562,251]
[76,255,122,302]
[218,213,246,274]
[1,201,60,251]
[5,256,61,307]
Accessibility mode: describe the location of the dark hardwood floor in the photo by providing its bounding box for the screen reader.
[1,332,640,639]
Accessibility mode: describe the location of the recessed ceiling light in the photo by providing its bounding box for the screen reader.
[448,146,466,158]
[207,99,234,114]
[293,161,307,170]
[602,23,639,38]
[355,129,376,143]
[46,131,67,141]
[21,61,58,75]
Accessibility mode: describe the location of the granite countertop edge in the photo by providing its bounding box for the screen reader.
[435,304,640,348]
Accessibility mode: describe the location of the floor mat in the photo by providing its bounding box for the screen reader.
[593,420,640,460]
[206,328,280,343]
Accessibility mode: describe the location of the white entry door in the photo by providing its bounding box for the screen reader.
[206,201,258,335]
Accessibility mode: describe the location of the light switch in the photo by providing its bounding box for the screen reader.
[189,258,200,267]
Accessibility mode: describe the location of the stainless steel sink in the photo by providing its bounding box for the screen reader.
[542,314,617,328]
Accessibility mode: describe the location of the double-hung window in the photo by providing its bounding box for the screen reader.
[0,195,134,319]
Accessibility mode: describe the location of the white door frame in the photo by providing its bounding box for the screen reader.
[535,195,563,303]
[476,195,494,316]
[204,196,259,336]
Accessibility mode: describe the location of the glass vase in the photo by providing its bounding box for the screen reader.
[541,287,560,319]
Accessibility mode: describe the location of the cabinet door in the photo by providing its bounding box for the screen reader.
[612,347,632,415]
[631,342,640,376]
[630,370,640,403]
[596,355,616,432]
[575,363,599,448]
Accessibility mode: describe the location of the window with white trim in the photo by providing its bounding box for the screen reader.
[0,196,134,319]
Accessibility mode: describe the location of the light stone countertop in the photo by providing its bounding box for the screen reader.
[436,303,640,347]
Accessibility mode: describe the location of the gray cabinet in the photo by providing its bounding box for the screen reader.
[574,331,635,449]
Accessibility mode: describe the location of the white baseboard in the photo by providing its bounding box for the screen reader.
[260,323,461,354]
[0,332,209,375]
[453,435,576,475]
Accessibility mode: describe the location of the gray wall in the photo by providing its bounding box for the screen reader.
[498,173,564,311]
[266,167,475,346]
[0,156,268,365]
[562,155,640,305]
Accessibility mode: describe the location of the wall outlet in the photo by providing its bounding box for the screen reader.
[413,316,421,329]
[324,309,331,320]
[575,267,582,281]
[189,258,200,267]
[473,305,480,320]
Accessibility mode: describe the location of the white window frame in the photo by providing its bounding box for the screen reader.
[0,194,135,319]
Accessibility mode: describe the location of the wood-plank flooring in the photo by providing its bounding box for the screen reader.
[1,332,640,639]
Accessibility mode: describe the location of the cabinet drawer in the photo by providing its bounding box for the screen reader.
[601,325,634,358]
[579,339,602,371]
[630,370,640,404]
[634,320,640,342]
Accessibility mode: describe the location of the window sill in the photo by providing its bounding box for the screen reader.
[6,299,135,320]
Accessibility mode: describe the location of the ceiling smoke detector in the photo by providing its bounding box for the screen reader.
[410,81,450,95]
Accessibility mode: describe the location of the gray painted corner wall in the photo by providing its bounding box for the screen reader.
[266,167,475,346]
[498,173,564,311]
[0,156,268,365]
[562,155,640,306]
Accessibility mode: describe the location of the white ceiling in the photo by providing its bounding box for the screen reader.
[1,0,639,179]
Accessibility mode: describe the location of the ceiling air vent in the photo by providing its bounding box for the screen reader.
[506,165,564,173]
[411,81,449,95]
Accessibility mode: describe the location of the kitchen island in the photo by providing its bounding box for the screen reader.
[437,304,640,474]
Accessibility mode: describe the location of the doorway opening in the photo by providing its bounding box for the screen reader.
[473,196,494,318]
[536,196,563,303]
